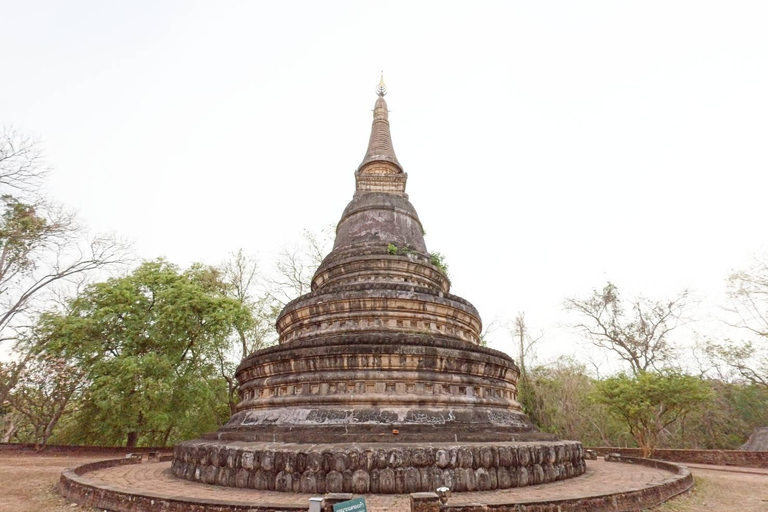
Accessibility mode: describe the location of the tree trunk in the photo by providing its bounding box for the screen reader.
[126,431,138,448]
[1,413,19,443]
[161,426,173,447]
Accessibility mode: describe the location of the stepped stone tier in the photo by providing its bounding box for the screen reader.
[172,79,586,493]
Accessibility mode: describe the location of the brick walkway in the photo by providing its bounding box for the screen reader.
[80,459,676,511]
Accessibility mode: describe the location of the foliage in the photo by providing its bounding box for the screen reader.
[387,243,398,255]
[662,380,768,449]
[565,282,689,375]
[429,252,448,276]
[591,370,712,456]
[1,354,84,448]
[522,357,631,447]
[39,259,251,447]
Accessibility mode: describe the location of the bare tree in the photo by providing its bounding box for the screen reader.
[511,312,542,378]
[0,128,47,196]
[725,256,768,338]
[565,282,689,375]
[0,129,128,406]
[216,231,333,412]
[508,312,543,421]
[218,250,279,413]
[705,256,768,387]
[265,227,334,306]
[221,250,277,358]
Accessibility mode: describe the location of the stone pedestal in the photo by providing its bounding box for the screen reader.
[172,440,586,493]
[410,492,440,512]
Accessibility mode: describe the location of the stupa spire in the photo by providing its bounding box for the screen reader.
[358,73,402,173]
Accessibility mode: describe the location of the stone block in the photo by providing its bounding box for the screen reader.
[322,493,353,512]
[275,470,292,492]
[410,492,440,512]
[351,469,370,493]
[326,470,343,493]
[300,471,318,493]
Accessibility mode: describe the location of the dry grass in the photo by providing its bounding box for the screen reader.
[654,470,768,512]
[0,453,103,512]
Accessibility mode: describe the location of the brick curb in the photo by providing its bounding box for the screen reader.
[58,456,692,512]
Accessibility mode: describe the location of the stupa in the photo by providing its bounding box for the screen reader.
[172,78,586,494]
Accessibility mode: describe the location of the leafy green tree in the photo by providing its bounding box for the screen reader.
[591,371,711,457]
[523,357,631,447]
[662,380,768,449]
[2,354,84,448]
[41,259,252,447]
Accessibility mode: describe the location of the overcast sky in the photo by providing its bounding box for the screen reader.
[2,1,767,368]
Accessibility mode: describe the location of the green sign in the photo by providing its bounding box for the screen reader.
[333,497,367,512]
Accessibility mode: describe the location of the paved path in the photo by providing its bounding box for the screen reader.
[81,459,676,511]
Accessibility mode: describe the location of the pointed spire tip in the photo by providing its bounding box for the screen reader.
[376,72,387,97]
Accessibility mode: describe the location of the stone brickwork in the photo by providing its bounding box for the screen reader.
[171,441,585,494]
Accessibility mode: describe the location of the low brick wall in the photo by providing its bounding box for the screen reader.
[588,447,768,468]
[58,457,306,512]
[442,457,693,512]
[0,442,170,456]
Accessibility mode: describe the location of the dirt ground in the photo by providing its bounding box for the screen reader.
[655,467,768,512]
[1,453,767,512]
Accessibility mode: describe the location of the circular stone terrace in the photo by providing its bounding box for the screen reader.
[59,454,693,512]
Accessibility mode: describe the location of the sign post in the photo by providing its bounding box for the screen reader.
[332,497,367,512]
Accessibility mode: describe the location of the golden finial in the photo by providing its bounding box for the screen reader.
[376,71,387,97]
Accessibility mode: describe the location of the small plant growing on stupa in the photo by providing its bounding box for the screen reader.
[387,243,398,255]
[430,252,448,275]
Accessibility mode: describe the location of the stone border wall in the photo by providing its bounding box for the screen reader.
[58,456,693,512]
[59,457,306,512]
[438,457,693,512]
[589,447,768,468]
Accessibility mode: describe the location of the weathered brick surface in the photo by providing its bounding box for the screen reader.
[589,447,768,468]
[172,441,585,494]
[59,457,691,512]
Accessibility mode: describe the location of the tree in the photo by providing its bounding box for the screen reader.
[2,354,84,448]
[565,282,689,375]
[524,357,629,447]
[264,228,333,307]
[708,256,768,387]
[0,129,126,407]
[41,259,251,447]
[509,312,541,419]
[214,231,333,413]
[591,371,711,457]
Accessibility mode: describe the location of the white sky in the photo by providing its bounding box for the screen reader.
[2,1,767,369]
